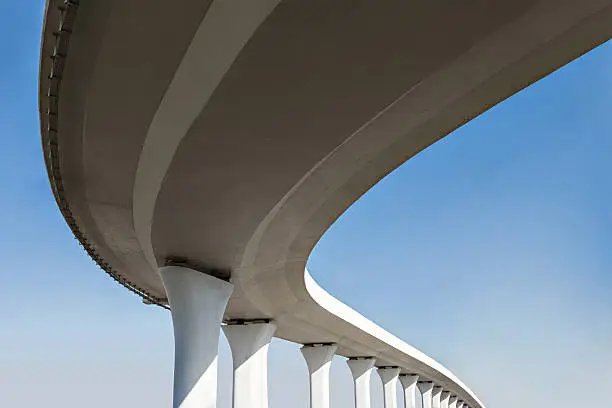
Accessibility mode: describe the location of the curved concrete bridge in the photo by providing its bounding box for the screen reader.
[39,1,611,407]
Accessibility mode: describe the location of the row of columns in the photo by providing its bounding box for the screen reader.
[423,385,467,408]
[159,266,472,408]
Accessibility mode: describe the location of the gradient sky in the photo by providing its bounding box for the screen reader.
[1,2,611,407]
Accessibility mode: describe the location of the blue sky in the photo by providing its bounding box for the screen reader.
[1,2,611,407]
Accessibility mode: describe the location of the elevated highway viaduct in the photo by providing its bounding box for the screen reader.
[39,0,612,407]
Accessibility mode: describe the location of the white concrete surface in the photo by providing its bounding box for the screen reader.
[432,386,443,408]
[301,344,337,408]
[378,367,401,408]
[222,322,276,408]
[301,270,481,403]
[132,0,281,270]
[418,382,434,408]
[399,375,419,408]
[159,266,233,408]
[40,2,612,408]
[348,358,376,408]
[441,391,450,408]
[449,395,458,408]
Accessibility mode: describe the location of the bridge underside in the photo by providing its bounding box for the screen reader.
[40,0,611,402]
[43,0,611,308]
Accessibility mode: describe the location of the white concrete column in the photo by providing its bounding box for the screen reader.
[347,357,376,408]
[378,367,401,408]
[222,321,276,408]
[301,344,337,408]
[417,382,434,408]
[399,375,418,408]
[441,391,450,408]
[432,386,443,408]
[449,395,458,408]
[456,401,464,408]
[159,266,234,408]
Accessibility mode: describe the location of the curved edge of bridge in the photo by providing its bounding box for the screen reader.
[303,269,484,408]
[45,0,612,406]
[161,264,483,408]
[40,0,612,406]
[38,3,487,406]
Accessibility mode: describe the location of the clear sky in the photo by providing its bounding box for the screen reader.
[1,2,611,407]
